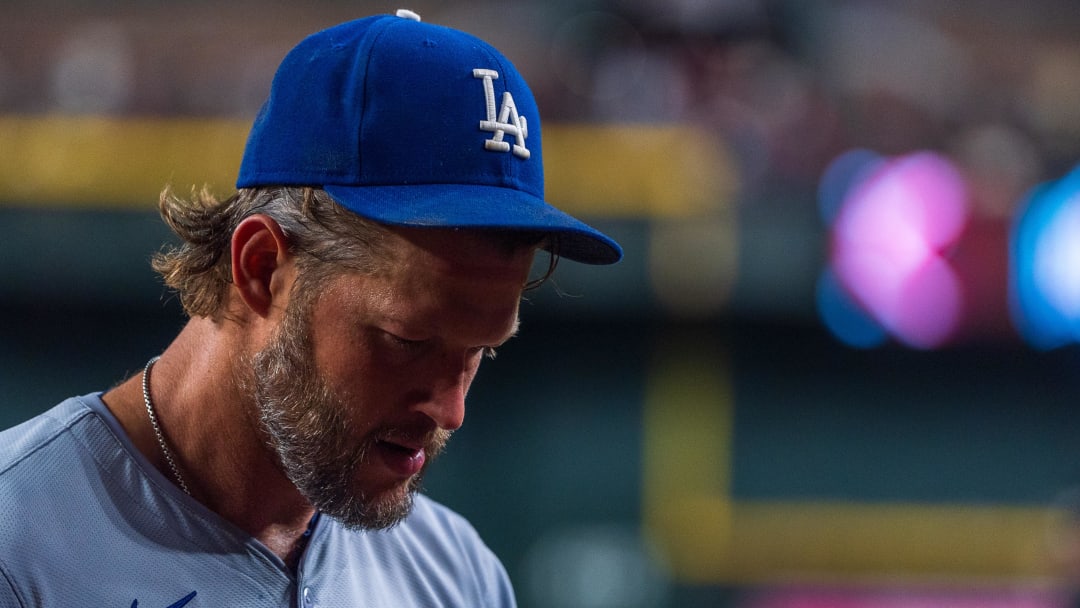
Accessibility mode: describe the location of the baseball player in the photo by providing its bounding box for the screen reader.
[0,9,620,607]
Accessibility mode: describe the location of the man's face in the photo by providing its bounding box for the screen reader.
[250,227,536,530]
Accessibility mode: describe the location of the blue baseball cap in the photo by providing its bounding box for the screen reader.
[237,9,622,265]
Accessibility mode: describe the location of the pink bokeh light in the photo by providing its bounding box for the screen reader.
[743,585,1059,608]
[831,152,970,349]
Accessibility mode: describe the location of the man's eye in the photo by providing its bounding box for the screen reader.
[383,331,425,351]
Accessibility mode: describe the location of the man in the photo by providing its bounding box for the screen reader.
[0,9,620,607]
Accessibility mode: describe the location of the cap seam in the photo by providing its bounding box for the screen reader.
[355,15,402,186]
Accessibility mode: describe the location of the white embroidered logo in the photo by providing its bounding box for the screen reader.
[473,68,530,159]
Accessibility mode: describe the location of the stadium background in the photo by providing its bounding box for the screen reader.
[5,1,1080,606]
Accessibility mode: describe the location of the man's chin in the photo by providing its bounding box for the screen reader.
[319,480,419,531]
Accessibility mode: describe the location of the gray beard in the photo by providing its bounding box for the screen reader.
[248,301,418,531]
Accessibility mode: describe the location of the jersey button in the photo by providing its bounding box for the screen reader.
[302,586,318,607]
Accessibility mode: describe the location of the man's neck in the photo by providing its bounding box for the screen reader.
[101,318,317,567]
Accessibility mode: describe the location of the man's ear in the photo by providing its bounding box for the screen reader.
[231,214,294,318]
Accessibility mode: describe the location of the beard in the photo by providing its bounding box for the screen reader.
[246,287,449,530]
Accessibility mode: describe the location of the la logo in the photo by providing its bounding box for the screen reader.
[473,69,530,159]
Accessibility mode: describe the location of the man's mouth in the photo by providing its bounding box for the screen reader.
[373,438,427,477]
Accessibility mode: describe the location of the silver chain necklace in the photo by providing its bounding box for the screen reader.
[142,356,192,496]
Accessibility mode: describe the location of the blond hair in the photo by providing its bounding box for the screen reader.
[152,186,391,318]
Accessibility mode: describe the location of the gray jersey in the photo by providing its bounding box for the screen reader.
[0,395,515,607]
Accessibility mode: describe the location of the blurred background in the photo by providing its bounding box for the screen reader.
[5,0,1080,606]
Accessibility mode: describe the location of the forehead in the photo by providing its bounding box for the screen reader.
[312,226,537,337]
[388,226,540,280]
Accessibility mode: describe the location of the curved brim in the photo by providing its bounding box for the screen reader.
[324,184,623,265]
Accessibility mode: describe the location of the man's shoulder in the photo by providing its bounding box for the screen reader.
[318,493,503,575]
[0,395,99,479]
[0,396,109,571]
[399,493,492,552]
[316,495,516,606]
[409,493,479,531]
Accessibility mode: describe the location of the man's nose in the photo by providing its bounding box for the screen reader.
[418,380,466,431]
[415,352,472,431]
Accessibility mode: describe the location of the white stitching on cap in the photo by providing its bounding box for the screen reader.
[473,68,530,159]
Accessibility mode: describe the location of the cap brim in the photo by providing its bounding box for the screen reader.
[324,184,623,265]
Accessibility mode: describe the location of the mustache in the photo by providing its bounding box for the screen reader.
[372,426,453,459]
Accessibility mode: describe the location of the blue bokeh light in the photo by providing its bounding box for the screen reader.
[1011,167,1080,349]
